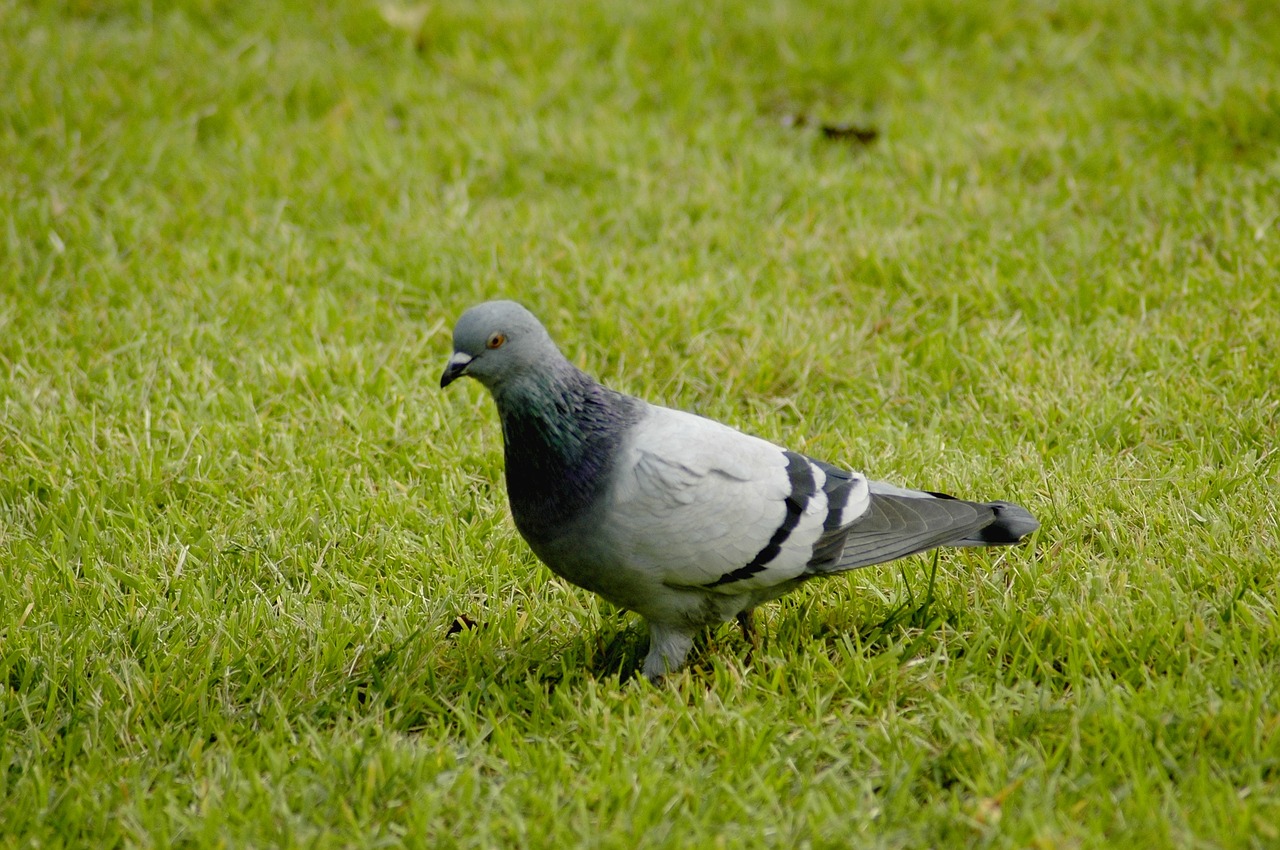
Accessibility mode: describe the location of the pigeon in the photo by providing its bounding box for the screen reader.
[441,300,1039,680]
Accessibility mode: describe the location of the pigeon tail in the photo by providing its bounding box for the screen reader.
[950,500,1039,546]
[824,483,1038,574]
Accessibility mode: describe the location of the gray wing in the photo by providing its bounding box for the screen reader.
[605,406,871,593]
[607,405,1038,588]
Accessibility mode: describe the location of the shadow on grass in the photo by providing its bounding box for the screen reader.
[343,552,955,731]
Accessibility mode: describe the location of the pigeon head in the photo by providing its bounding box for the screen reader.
[440,300,559,391]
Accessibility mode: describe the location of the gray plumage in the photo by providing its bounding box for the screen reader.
[441,301,1039,680]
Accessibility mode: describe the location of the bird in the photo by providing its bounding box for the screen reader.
[440,300,1039,681]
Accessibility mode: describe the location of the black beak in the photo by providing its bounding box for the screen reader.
[440,352,473,388]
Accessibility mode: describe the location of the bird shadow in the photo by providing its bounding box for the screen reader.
[343,554,950,731]
[506,552,948,688]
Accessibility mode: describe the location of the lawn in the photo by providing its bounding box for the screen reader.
[2,0,1279,846]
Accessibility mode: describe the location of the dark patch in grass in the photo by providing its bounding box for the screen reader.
[28,477,50,504]
[7,657,36,693]
[776,111,880,145]
[445,614,479,636]
[819,122,880,144]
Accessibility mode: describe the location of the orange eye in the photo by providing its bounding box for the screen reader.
[486,332,506,350]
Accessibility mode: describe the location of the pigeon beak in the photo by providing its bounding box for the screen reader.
[440,351,474,388]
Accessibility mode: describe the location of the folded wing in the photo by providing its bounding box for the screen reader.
[606,406,1039,597]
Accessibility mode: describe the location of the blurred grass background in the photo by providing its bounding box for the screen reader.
[2,0,1278,846]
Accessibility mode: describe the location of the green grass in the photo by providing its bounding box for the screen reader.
[3,0,1279,846]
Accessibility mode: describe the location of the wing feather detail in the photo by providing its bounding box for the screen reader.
[604,406,872,594]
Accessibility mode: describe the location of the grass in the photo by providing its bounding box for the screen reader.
[2,0,1279,845]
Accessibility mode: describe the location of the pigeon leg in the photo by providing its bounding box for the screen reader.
[737,609,762,668]
[642,622,695,682]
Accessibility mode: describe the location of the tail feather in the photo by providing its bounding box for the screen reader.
[820,481,1038,574]
[951,501,1040,546]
